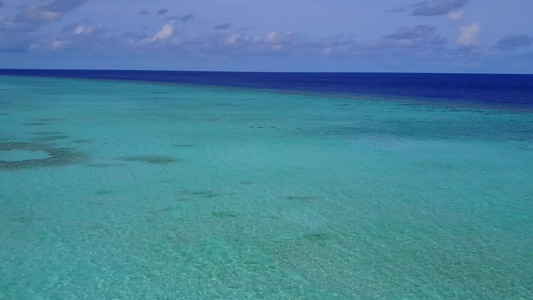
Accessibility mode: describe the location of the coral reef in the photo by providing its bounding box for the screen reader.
[117,155,179,165]
[0,142,86,170]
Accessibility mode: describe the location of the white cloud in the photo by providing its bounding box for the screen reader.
[137,21,177,46]
[74,25,92,35]
[23,22,112,52]
[225,33,240,45]
[178,29,309,57]
[14,0,86,24]
[265,31,304,46]
[266,31,278,43]
[457,22,480,46]
[447,10,463,20]
[51,40,68,50]
[412,0,468,16]
[153,22,174,40]
[52,23,106,46]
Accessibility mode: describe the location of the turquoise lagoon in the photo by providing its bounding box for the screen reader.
[0,75,532,299]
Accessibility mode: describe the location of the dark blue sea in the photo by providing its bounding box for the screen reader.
[1,69,532,109]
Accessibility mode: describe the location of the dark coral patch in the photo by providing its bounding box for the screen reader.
[36,118,64,122]
[158,206,175,213]
[32,135,69,142]
[181,190,223,198]
[118,155,179,165]
[31,131,64,136]
[212,211,237,218]
[302,233,331,242]
[0,142,86,170]
[88,163,127,168]
[286,196,316,202]
[95,190,115,195]
[10,216,35,223]
[72,139,91,144]
[23,122,50,126]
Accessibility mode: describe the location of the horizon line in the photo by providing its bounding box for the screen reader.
[0,68,532,76]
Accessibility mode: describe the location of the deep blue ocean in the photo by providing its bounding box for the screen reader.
[1,69,532,109]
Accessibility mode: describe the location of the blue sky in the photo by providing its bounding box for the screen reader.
[0,0,532,73]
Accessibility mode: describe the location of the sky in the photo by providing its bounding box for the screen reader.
[0,0,532,73]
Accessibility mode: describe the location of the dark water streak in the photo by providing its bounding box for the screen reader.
[1,69,532,109]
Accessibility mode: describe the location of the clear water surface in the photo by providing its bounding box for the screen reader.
[0,74,532,299]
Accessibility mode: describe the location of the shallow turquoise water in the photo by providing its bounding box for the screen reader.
[0,76,532,299]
